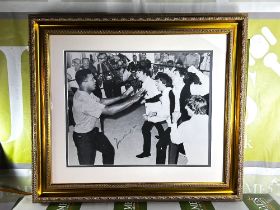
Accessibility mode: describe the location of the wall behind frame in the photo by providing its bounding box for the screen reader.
[0,10,279,197]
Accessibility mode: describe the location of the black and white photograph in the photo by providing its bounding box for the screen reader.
[65,51,212,167]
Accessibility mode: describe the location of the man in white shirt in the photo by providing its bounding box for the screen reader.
[135,68,164,158]
[67,58,81,126]
[171,95,209,165]
[153,72,175,164]
[168,66,209,164]
[163,60,176,78]
[188,65,209,96]
[67,58,81,91]
[188,65,210,115]
[72,69,143,165]
[168,67,192,164]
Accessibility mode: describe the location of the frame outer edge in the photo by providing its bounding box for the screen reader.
[29,15,40,202]
[237,15,248,200]
[29,13,248,202]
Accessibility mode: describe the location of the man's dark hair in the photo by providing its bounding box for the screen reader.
[185,72,201,85]
[167,60,174,66]
[176,60,184,66]
[136,67,151,77]
[82,57,89,62]
[97,53,107,59]
[174,67,188,77]
[186,95,207,115]
[155,72,173,88]
[75,69,92,86]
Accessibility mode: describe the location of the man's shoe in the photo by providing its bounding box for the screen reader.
[136,152,151,158]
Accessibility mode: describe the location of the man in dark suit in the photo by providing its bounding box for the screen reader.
[128,54,138,72]
[138,53,151,70]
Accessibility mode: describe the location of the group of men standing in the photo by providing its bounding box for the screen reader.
[67,52,149,99]
[67,52,210,166]
[135,63,209,165]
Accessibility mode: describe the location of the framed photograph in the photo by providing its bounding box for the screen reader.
[30,14,248,202]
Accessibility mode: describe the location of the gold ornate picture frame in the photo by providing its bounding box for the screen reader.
[29,14,248,202]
